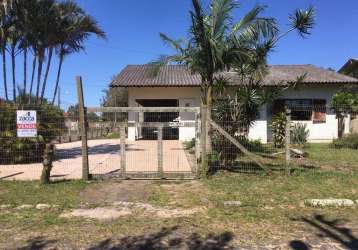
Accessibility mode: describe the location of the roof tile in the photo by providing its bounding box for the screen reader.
[111,64,358,87]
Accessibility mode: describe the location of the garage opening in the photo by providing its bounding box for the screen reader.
[136,99,179,140]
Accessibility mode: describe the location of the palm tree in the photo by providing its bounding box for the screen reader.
[0,0,104,104]
[33,0,57,105]
[0,1,12,101]
[7,12,21,101]
[156,0,278,151]
[15,0,35,98]
[39,1,60,104]
[156,0,315,151]
[50,1,106,105]
[23,0,41,104]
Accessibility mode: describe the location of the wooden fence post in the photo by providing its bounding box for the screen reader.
[76,76,89,180]
[194,111,201,175]
[157,125,164,178]
[285,107,291,175]
[200,104,208,177]
[120,123,126,178]
[40,143,54,184]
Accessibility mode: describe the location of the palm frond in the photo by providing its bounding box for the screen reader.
[232,5,278,39]
[159,33,184,52]
[148,54,185,77]
[289,6,315,37]
[210,0,238,36]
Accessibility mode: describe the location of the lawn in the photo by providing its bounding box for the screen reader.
[305,143,358,171]
[226,142,358,174]
[0,171,357,249]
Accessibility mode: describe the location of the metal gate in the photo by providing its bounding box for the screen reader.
[86,106,201,179]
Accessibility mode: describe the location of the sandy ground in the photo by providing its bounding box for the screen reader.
[0,139,192,180]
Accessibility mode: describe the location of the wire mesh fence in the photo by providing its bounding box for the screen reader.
[0,102,84,180]
[208,102,358,175]
[1,99,358,181]
[85,108,199,179]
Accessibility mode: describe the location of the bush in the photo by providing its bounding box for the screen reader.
[291,123,309,147]
[211,133,266,167]
[183,138,195,150]
[331,134,358,149]
[271,112,287,148]
[0,101,65,164]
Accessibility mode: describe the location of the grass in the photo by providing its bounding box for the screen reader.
[0,180,87,208]
[0,168,357,247]
[305,143,358,170]
[105,132,120,139]
[147,184,171,206]
[224,143,358,173]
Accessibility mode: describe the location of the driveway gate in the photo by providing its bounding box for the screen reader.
[86,106,201,179]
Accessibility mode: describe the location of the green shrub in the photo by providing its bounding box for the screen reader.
[331,134,358,149]
[271,112,287,148]
[0,101,65,164]
[291,123,309,147]
[183,139,195,150]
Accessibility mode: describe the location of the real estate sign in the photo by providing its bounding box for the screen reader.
[16,110,37,138]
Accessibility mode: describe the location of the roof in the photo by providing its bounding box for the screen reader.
[339,58,358,75]
[111,64,358,88]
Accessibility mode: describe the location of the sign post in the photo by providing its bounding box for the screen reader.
[17,110,37,138]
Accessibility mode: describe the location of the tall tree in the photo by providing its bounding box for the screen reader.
[0,0,105,104]
[33,0,57,104]
[51,0,106,105]
[155,0,315,151]
[0,1,12,101]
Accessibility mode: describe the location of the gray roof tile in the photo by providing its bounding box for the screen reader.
[111,64,358,87]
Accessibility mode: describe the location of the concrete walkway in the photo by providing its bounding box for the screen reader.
[0,139,192,181]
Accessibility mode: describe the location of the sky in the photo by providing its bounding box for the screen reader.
[1,0,358,110]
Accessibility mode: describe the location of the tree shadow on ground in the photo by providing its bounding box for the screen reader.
[87,226,234,250]
[17,227,234,250]
[290,214,358,250]
[17,237,57,250]
[207,161,320,176]
[56,144,144,159]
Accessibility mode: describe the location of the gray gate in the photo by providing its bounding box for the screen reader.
[86,106,201,179]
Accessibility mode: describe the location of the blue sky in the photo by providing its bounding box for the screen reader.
[2,0,358,110]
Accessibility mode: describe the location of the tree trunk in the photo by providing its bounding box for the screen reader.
[28,55,37,104]
[11,46,16,102]
[40,47,53,104]
[205,84,213,153]
[338,114,345,138]
[23,48,27,95]
[51,53,64,105]
[35,51,44,105]
[2,46,8,101]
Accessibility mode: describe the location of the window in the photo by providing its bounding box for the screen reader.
[312,99,326,123]
[272,99,327,122]
[286,99,313,121]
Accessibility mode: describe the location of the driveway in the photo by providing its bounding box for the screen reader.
[0,139,192,181]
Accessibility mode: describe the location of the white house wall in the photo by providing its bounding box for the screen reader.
[126,84,344,143]
[271,84,343,143]
[248,104,268,143]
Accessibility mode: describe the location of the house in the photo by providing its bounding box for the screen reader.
[110,64,358,143]
[339,58,358,78]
